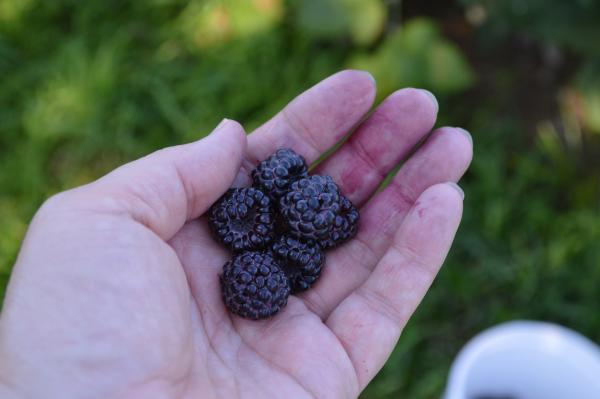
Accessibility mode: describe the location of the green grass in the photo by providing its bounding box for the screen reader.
[1,1,600,397]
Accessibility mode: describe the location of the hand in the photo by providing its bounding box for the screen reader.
[0,71,472,399]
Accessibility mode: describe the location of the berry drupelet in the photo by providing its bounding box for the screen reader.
[220,251,290,320]
[279,175,342,242]
[271,235,325,293]
[320,195,359,249]
[251,148,308,200]
[208,187,275,252]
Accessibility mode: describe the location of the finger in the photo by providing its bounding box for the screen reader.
[302,127,472,318]
[326,183,464,390]
[314,88,438,207]
[55,120,247,240]
[238,70,376,181]
[346,127,472,264]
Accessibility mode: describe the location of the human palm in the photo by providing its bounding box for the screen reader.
[0,71,472,399]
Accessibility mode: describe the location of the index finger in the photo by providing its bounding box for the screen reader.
[244,70,377,168]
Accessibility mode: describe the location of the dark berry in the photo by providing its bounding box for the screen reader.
[251,148,308,200]
[279,175,342,241]
[220,251,290,320]
[272,235,325,293]
[320,195,359,249]
[209,188,275,252]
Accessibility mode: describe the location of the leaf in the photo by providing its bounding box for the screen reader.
[178,0,284,49]
[426,41,474,92]
[348,18,474,98]
[343,0,386,45]
[293,0,385,45]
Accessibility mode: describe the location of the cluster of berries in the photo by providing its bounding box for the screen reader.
[208,149,359,320]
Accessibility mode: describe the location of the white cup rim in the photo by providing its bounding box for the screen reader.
[444,320,600,399]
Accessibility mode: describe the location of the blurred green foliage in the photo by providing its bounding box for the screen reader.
[1,0,600,398]
[462,0,600,135]
[461,0,600,56]
[292,0,386,46]
[350,18,473,98]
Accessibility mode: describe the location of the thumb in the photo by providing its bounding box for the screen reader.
[82,119,247,239]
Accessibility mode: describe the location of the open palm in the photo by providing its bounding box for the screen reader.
[0,71,472,399]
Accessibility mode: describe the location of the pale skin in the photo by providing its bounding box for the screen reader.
[0,71,472,399]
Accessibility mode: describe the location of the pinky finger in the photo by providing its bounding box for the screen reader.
[326,183,464,390]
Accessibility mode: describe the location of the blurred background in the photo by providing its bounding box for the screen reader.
[1,0,600,397]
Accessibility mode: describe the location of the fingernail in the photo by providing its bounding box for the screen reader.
[214,118,232,131]
[420,89,438,113]
[455,127,473,146]
[446,182,465,199]
[363,71,376,86]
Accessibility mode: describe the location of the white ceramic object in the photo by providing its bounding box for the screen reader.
[443,321,600,399]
